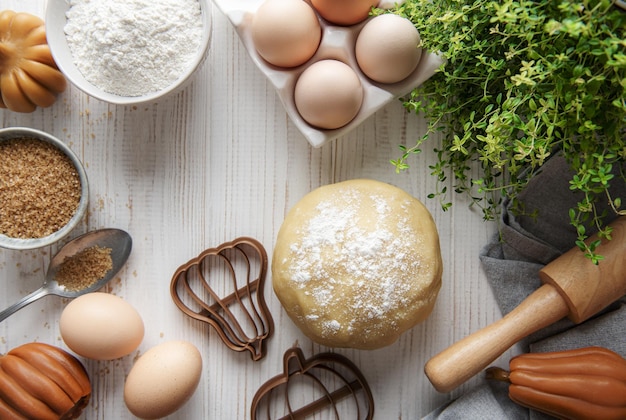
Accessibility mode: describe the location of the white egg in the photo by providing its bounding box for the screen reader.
[251,0,321,68]
[59,292,144,360]
[355,14,422,84]
[294,59,363,130]
[124,340,202,419]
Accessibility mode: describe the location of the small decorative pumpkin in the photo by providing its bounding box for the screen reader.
[0,342,91,420]
[486,346,626,420]
[0,10,66,113]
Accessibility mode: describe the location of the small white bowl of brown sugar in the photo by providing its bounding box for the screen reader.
[0,127,89,250]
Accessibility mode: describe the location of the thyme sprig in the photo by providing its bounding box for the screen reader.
[385,0,626,262]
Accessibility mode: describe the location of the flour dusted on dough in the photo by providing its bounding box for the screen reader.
[272,179,443,349]
[65,0,203,96]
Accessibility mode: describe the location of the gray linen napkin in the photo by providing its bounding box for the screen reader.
[424,154,626,419]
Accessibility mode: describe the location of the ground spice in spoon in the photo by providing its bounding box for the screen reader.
[55,245,113,291]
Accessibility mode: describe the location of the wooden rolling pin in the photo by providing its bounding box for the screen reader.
[425,216,626,393]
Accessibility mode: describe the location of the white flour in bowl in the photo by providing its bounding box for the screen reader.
[64,0,203,97]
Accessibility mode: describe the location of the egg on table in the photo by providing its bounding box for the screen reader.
[124,340,203,419]
[59,292,144,360]
[294,59,363,130]
[251,0,321,68]
[355,14,422,84]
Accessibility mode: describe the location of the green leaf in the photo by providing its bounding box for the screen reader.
[387,0,626,262]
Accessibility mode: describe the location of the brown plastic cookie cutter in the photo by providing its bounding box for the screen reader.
[170,237,274,361]
[251,346,374,419]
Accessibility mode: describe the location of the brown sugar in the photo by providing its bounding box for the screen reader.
[55,245,113,291]
[0,137,82,239]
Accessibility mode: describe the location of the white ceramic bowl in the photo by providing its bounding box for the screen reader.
[0,127,89,251]
[45,0,212,105]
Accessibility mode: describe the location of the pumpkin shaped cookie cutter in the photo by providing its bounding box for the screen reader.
[251,346,374,419]
[170,237,274,361]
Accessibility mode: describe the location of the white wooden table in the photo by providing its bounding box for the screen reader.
[0,1,519,418]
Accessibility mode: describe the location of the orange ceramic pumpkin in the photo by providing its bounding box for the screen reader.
[0,10,66,113]
[0,342,91,419]
[487,346,626,420]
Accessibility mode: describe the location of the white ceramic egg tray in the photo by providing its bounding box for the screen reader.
[211,0,444,148]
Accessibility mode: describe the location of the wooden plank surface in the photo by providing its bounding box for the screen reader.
[0,1,519,418]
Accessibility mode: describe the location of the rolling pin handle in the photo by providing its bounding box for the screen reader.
[424,283,569,393]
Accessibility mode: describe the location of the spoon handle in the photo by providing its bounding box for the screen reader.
[0,286,50,323]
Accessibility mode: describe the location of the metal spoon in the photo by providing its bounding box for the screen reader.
[0,228,132,323]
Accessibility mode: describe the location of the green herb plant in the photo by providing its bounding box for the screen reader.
[384,0,626,263]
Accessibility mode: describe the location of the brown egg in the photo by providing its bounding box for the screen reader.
[294,59,363,130]
[310,0,379,26]
[251,0,321,68]
[124,341,202,419]
[59,292,144,360]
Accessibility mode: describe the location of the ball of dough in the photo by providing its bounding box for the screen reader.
[272,179,442,349]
